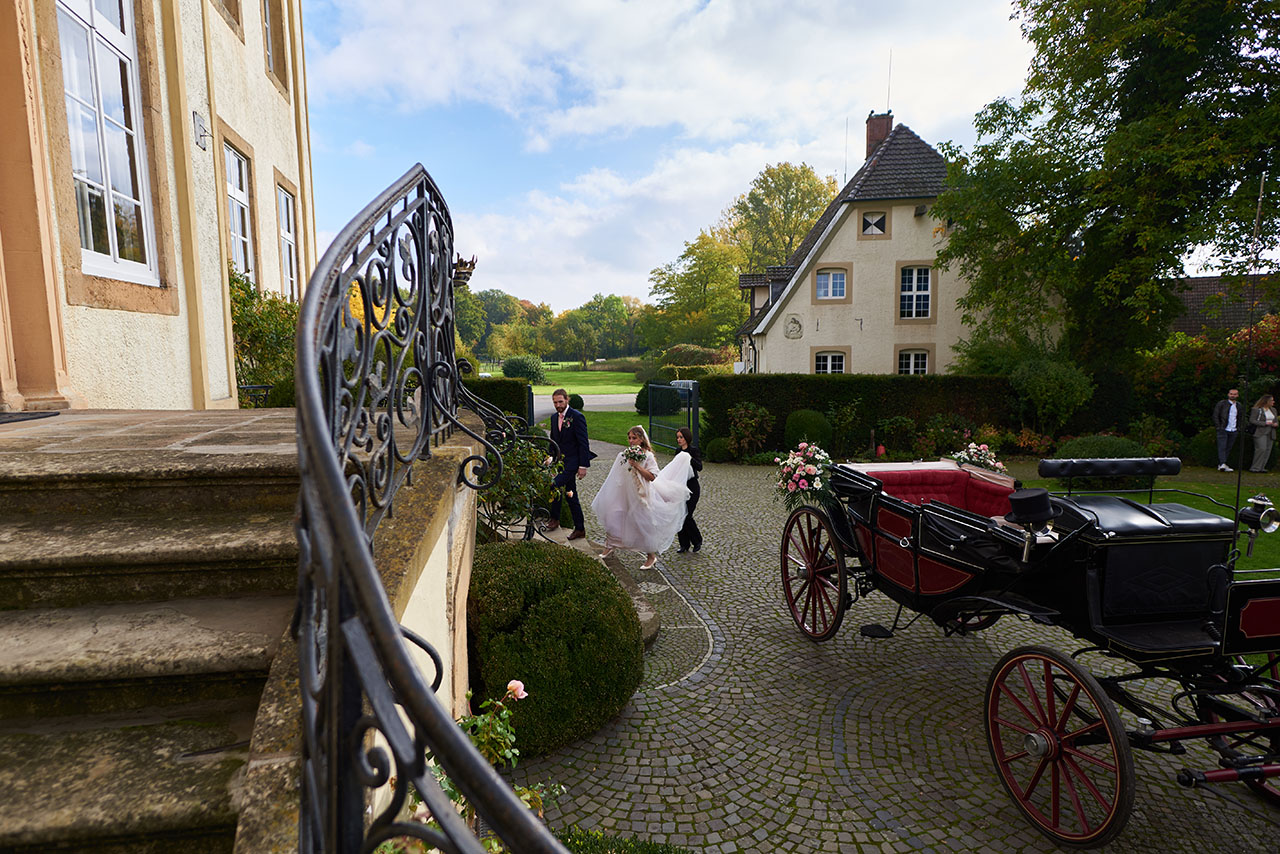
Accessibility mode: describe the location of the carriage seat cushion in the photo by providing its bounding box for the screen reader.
[870,469,1013,518]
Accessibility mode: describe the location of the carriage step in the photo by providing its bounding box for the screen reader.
[860,623,894,639]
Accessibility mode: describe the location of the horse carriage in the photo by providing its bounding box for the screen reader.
[780,456,1280,847]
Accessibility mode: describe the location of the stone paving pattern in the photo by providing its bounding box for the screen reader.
[511,446,1277,853]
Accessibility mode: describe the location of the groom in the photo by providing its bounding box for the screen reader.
[547,388,596,539]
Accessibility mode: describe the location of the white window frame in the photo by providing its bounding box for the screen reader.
[898,350,928,375]
[225,143,255,280]
[816,269,846,300]
[815,352,845,374]
[277,184,298,301]
[900,266,931,318]
[57,0,158,286]
[262,0,274,72]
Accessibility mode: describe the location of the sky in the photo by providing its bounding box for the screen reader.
[300,0,1035,314]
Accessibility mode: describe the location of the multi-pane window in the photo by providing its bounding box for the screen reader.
[862,212,886,235]
[900,267,931,318]
[57,0,155,283]
[898,351,928,375]
[262,0,287,86]
[816,270,846,300]
[225,143,254,279]
[815,352,845,374]
[277,185,298,300]
[262,0,274,71]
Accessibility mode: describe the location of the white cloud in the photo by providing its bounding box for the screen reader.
[342,139,375,158]
[307,0,1032,151]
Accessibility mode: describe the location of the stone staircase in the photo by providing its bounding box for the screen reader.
[0,412,299,853]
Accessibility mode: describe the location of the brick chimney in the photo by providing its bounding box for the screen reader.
[866,111,893,159]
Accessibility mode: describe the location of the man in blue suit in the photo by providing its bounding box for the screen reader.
[547,388,596,539]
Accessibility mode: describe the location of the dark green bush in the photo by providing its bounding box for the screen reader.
[635,384,681,415]
[558,827,696,854]
[502,354,548,384]
[741,450,785,466]
[875,415,917,451]
[1010,358,1094,434]
[463,377,529,422]
[264,375,296,407]
[825,399,862,457]
[654,364,732,383]
[659,344,723,366]
[229,265,298,407]
[1183,426,1218,468]
[468,541,642,756]
[698,374,1016,453]
[705,437,733,463]
[568,393,585,411]
[727,402,774,458]
[784,409,833,450]
[924,412,975,453]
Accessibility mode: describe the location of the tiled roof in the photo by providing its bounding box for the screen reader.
[783,123,945,268]
[1173,274,1278,333]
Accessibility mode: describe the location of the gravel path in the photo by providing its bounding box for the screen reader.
[510,454,1276,853]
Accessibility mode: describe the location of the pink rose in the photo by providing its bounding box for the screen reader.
[806,465,817,475]
[798,442,808,449]
[507,679,528,700]
[787,481,797,492]
[979,444,988,451]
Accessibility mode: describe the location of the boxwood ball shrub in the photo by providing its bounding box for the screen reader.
[569,393,585,411]
[634,383,681,415]
[468,541,642,756]
[502,354,547,384]
[705,437,733,463]
[784,409,833,450]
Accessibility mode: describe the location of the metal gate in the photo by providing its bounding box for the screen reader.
[647,379,698,452]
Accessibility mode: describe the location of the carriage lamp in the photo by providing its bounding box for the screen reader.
[1237,494,1279,557]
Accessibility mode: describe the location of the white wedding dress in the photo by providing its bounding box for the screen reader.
[591,449,693,554]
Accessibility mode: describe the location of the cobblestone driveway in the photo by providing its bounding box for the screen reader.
[511,450,1276,852]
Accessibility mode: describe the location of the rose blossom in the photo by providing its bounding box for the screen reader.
[806,465,817,475]
[787,481,797,492]
[798,442,808,449]
[507,679,528,700]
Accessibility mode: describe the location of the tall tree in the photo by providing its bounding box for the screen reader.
[578,293,631,358]
[934,0,1280,373]
[551,310,599,367]
[643,231,747,350]
[453,282,485,347]
[475,289,522,354]
[721,163,838,272]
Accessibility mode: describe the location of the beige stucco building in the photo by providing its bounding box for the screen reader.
[739,113,964,377]
[1,0,315,411]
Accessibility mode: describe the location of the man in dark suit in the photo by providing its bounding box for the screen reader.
[1213,388,1244,472]
[546,388,596,539]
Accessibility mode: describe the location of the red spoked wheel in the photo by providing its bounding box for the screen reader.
[946,612,1001,633]
[1197,653,1280,806]
[780,505,848,641]
[986,645,1135,848]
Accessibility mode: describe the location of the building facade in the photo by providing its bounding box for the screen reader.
[0,0,315,411]
[739,113,964,377]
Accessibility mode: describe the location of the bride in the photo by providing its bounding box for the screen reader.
[591,425,693,569]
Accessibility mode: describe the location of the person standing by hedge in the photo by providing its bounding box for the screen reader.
[674,427,704,553]
[1214,388,1245,472]
[1249,394,1278,473]
[547,388,595,539]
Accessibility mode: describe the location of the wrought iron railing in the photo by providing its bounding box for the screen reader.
[294,163,568,853]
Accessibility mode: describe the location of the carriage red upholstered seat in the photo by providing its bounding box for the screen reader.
[870,469,1014,518]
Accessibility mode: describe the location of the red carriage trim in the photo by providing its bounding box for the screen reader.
[1239,598,1280,639]
[918,555,977,595]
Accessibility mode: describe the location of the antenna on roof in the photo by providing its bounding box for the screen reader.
[886,49,893,110]
[843,116,849,184]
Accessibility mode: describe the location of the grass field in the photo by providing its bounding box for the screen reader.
[530,370,641,396]
[536,409,645,445]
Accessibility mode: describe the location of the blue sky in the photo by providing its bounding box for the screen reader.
[301,0,1034,313]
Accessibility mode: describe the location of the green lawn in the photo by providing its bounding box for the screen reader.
[530,370,641,396]
[538,410,644,445]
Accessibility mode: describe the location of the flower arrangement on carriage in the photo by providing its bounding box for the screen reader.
[774,442,834,512]
[950,442,1007,474]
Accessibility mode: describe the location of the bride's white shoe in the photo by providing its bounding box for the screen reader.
[599,548,615,559]
[639,555,657,569]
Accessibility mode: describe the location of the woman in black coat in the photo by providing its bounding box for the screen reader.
[674,427,703,552]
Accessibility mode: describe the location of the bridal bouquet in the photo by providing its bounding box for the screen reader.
[951,442,1008,474]
[621,445,647,463]
[774,442,834,512]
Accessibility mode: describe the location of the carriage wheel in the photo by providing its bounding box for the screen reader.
[780,505,848,641]
[985,645,1135,848]
[1197,653,1280,806]
[946,613,1001,633]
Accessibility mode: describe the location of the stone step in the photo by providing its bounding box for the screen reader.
[0,595,293,720]
[0,451,299,518]
[0,511,297,608]
[0,700,254,853]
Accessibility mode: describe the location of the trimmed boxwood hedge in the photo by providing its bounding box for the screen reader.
[698,373,1017,452]
[463,376,529,421]
[468,541,642,756]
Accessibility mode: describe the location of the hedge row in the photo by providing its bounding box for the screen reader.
[462,377,529,422]
[698,373,1017,449]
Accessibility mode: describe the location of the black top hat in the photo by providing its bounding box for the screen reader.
[1005,488,1063,526]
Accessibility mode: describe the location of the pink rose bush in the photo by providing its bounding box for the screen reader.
[774,442,834,512]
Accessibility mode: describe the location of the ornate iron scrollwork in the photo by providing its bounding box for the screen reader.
[294,164,568,853]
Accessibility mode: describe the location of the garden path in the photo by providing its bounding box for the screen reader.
[510,452,1277,853]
